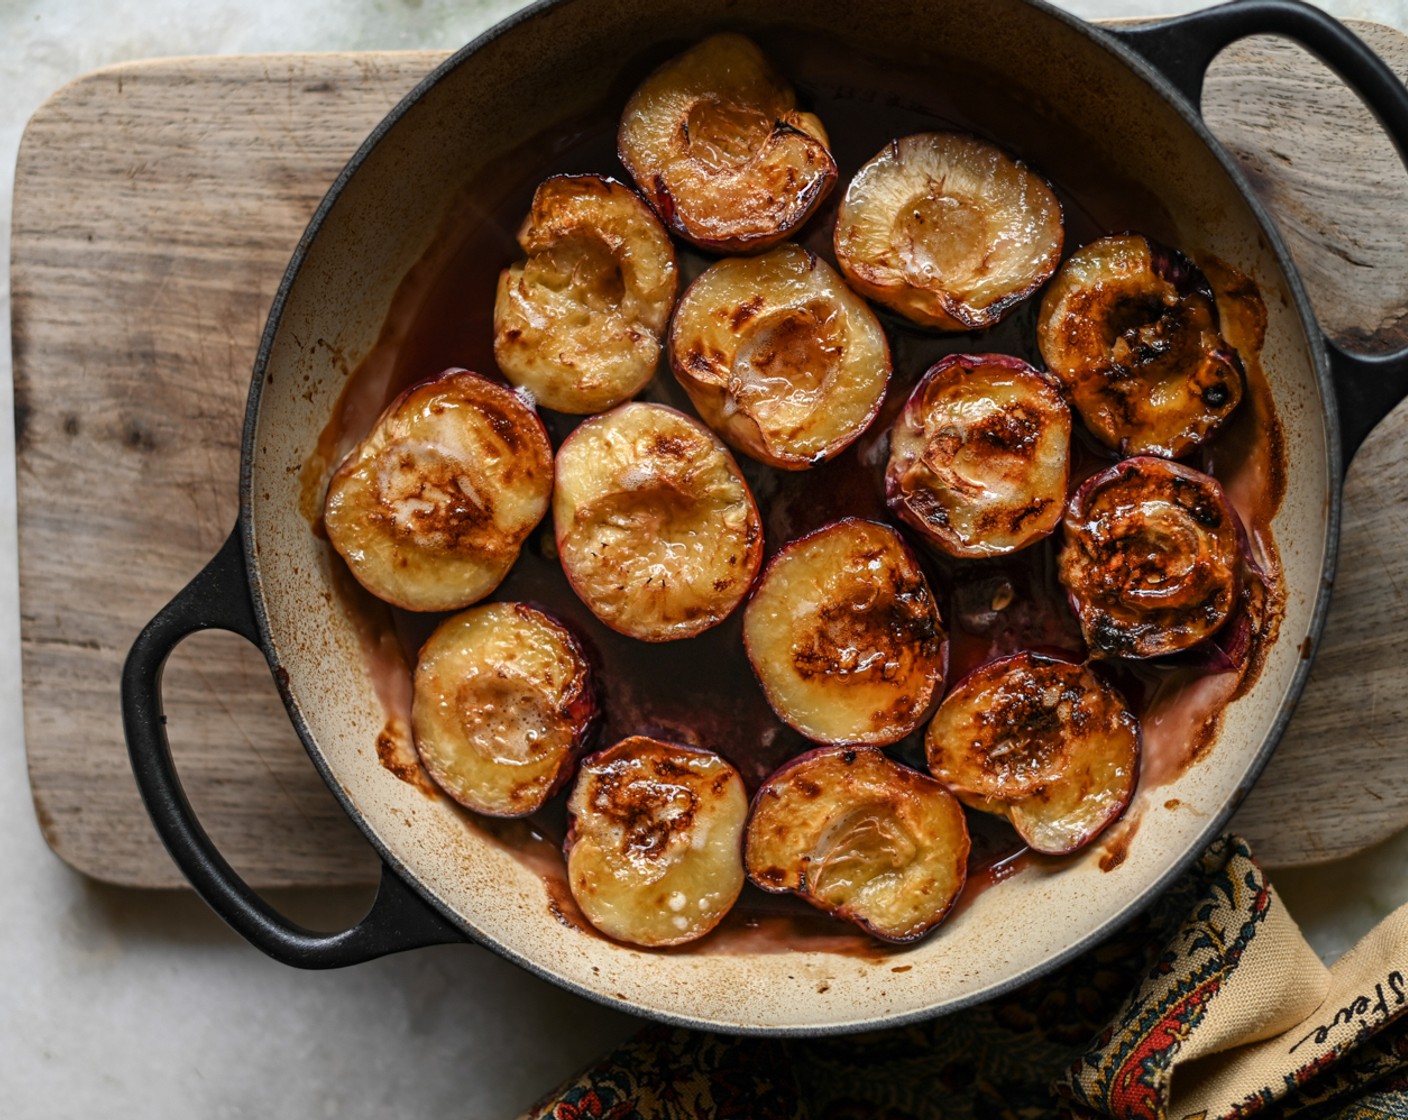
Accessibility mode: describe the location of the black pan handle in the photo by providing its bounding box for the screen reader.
[121,525,470,966]
[1108,0,1408,464]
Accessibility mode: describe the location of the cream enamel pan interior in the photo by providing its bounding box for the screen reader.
[217,0,1343,1031]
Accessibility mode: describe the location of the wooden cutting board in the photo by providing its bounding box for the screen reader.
[14,26,1408,889]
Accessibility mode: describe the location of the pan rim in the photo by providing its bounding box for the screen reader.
[236,0,1342,1035]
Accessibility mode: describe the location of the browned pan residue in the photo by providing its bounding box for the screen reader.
[298,30,1287,952]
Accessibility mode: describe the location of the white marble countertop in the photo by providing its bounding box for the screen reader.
[4,1,1408,1116]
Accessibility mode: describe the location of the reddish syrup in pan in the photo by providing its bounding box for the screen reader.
[299,33,1286,953]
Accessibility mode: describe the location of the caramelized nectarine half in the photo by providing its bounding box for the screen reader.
[886,354,1071,559]
[618,33,836,253]
[553,402,763,642]
[494,174,677,415]
[834,131,1063,330]
[743,518,945,746]
[1059,456,1244,659]
[565,736,748,947]
[745,745,969,942]
[669,243,891,469]
[1037,233,1244,458]
[323,369,553,612]
[412,603,596,817]
[926,653,1139,854]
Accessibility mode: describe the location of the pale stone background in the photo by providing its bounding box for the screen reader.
[3,1,1407,1116]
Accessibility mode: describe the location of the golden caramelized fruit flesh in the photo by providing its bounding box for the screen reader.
[553,402,764,641]
[323,369,553,612]
[1037,233,1244,458]
[411,603,596,817]
[834,132,1063,330]
[565,736,748,947]
[743,518,945,746]
[494,175,678,415]
[618,33,836,253]
[745,745,969,942]
[669,243,891,469]
[886,354,1071,559]
[926,653,1139,854]
[1059,457,1244,659]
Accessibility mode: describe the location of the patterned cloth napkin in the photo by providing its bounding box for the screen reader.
[518,836,1408,1120]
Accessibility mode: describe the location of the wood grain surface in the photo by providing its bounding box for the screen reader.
[12,27,1408,889]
